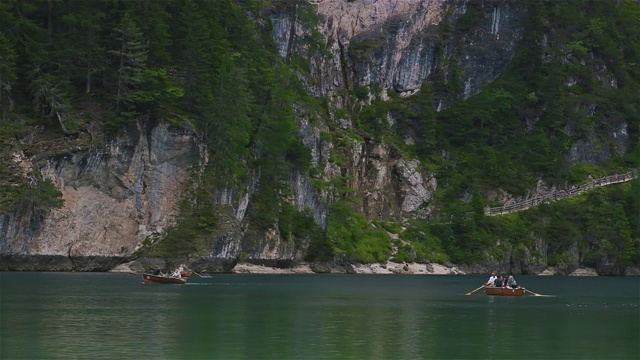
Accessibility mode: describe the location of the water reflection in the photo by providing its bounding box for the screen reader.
[1,273,638,359]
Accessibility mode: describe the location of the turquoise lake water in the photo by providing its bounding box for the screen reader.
[1,273,638,359]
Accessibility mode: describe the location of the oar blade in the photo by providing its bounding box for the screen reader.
[525,289,544,296]
[464,285,484,296]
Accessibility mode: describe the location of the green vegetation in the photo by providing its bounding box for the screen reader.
[1,0,323,253]
[327,0,639,265]
[0,0,637,267]
[394,224,450,264]
[352,0,640,198]
[0,179,63,213]
[327,199,391,263]
[390,179,639,267]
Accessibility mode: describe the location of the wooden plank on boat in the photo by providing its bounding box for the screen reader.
[484,287,525,296]
[142,273,187,284]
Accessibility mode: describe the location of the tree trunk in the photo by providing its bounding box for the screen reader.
[86,57,92,94]
[115,36,125,112]
[48,0,54,41]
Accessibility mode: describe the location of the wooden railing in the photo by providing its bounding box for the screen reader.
[485,170,638,216]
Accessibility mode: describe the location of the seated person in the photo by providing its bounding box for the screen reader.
[151,265,162,276]
[485,272,497,286]
[171,265,184,278]
[493,275,504,287]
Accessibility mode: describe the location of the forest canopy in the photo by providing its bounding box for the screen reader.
[0,0,638,270]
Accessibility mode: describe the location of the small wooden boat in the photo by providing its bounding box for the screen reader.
[142,273,187,284]
[484,286,525,296]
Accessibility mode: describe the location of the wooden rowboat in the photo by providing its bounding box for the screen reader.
[484,286,525,296]
[142,273,187,284]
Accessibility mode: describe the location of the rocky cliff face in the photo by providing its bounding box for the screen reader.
[271,0,526,220]
[282,0,526,103]
[1,0,632,273]
[1,122,201,270]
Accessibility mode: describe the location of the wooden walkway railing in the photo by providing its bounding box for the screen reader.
[485,170,638,216]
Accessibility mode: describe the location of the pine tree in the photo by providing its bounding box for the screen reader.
[0,32,17,122]
[175,0,214,114]
[207,61,253,185]
[61,0,107,94]
[0,0,47,122]
[414,85,437,158]
[110,11,148,117]
[137,0,173,68]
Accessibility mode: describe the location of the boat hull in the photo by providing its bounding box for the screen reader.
[484,287,525,296]
[142,273,187,284]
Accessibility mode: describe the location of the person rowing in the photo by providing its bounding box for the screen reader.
[485,272,497,286]
[151,265,164,276]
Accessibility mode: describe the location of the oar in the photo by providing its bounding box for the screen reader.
[525,288,542,297]
[465,285,485,296]
[193,271,211,278]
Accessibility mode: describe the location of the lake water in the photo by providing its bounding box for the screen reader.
[0,273,638,359]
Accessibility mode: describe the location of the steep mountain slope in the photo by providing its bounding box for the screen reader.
[0,0,638,274]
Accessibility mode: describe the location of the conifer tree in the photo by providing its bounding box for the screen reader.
[110,11,148,118]
[134,0,173,68]
[207,61,253,185]
[0,0,47,122]
[61,0,107,94]
[174,0,218,116]
[0,33,17,122]
[414,86,437,158]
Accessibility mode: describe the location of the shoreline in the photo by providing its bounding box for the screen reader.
[4,255,637,277]
[208,262,607,276]
[107,259,640,276]
[230,261,466,275]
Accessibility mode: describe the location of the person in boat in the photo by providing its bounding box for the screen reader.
[180,263,191,276]
[171,264,184,278]
[493,275,504,288]
[485,272,497,286]
[151,265,163,276]
[506,275,518,288]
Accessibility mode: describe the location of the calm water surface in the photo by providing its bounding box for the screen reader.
[0,273,638,359]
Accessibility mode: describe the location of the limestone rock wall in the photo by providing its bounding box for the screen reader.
[1,1,631,273]
[0,122,201,269]
[279,0,526,103]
